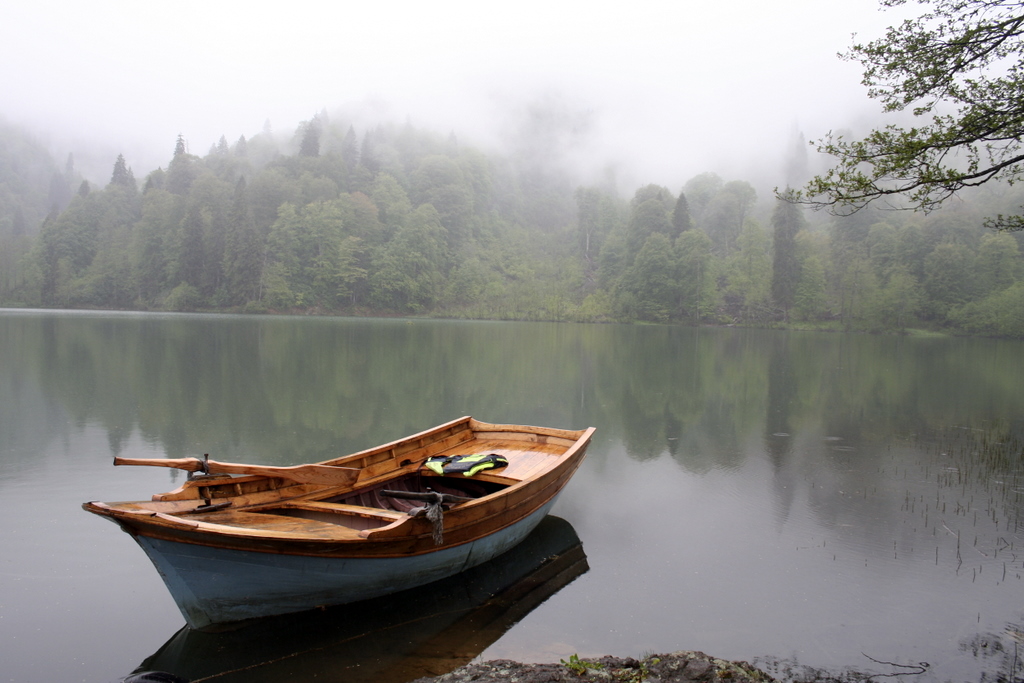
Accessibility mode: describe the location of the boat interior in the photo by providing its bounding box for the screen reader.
[99,422,586,539]
[264,473,510,532]
[164,473,508,535]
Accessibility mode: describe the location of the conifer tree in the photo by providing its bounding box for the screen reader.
[299,116,321,157]
[223,177,264,305]
[176,204,205,288]
[167,135,197,195]
[109,154,132,188]
[575,187,602,262]
[671,191,694,236]
[770,195,805,320]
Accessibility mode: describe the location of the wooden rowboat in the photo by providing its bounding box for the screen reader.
[83,417,595,630]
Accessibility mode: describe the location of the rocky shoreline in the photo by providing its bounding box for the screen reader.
[411,651,774,683]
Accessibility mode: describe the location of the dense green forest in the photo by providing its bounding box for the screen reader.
[2,115,1023,337]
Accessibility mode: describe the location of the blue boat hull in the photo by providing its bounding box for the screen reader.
[134,496,559,629]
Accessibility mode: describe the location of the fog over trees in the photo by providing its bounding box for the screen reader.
[1,110,1023,337]
[6,0,1019,336]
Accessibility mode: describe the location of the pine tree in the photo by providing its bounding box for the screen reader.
[575,187,602,262]
[223,177,264,305]
[109,154,132,188]
[167,135,197,195]
[176,204,205,288]
[37,210,62,305]
[133,190,176,303]
[770,195,805,320]
[299,116,321,157]
[671,191,694,237]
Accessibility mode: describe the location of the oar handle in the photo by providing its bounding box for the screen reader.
[114,456,205,471]
[112,455,360,487]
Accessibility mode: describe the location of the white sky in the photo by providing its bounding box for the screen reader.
[1,0,912,191]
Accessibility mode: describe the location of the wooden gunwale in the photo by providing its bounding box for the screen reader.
[324,416,477,468]
[96,459,578,557]
[153,424,581,506]
[87,422,594,560]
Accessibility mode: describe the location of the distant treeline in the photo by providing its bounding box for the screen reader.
[1,115,1023,337]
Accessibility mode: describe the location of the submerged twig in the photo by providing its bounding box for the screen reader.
[861,653,929,679]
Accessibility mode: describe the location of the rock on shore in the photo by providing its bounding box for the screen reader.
[411,651,774,683]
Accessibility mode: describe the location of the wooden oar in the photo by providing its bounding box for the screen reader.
[381,489,474,504]
[113,455,360,487]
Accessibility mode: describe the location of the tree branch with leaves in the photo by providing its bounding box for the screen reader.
[794,0,1024,230]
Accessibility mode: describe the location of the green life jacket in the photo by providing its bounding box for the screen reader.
[424,453,509,477]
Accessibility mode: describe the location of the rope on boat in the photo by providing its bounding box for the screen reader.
[423,500,445,545]
[381,489,473,546]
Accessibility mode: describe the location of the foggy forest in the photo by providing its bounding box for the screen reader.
[1,111,1023,338]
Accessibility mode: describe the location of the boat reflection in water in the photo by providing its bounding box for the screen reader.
[130,515,587,683]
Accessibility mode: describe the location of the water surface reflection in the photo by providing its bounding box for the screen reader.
[2,311,1024,682]
[134,516,586,683]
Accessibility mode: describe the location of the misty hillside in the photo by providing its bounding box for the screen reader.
[1,116,1023,338]
[0,120,71,236]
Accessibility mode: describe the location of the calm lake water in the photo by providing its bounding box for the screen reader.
[2,310,1024,683]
